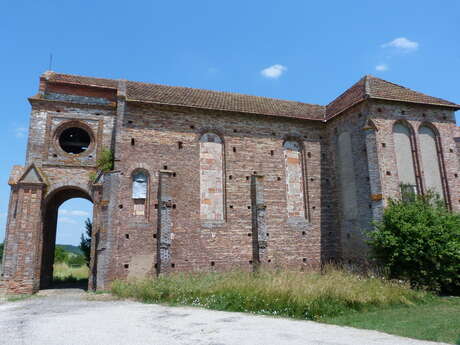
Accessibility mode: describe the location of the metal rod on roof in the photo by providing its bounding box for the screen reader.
[48,53,53,71]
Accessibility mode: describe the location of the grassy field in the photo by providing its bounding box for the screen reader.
[53,262,89,284]
[111,268,431,319]
[111,269,460,343]
[324,297,460,344]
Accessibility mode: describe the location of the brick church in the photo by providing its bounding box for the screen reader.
[1,71,459,294]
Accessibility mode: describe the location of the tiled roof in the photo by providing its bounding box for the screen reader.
[44,72,325,121]
[43,72,460,122]
[326,75,460,119]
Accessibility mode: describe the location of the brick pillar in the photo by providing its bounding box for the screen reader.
[250,175,268,269]
[1,182,45,294]
[157,170,174,274]
[363,124,384,221]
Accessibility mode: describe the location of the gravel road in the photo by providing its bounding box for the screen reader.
[0,289,448,345]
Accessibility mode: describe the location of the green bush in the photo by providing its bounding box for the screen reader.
[368,192,460,294]
[96,148,114,172]
[54,246,69,263]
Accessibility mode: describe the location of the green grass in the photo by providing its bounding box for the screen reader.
[111,268,431,320]
[324,297,460,344]
[53,262,89,285]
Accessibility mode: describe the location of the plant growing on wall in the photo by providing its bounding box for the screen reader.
[368,191,460,294]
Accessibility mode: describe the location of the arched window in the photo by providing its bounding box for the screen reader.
[199,133,224,221]
[132,170,148,216]
[393,122,418,197]
[418,125,445,199]
[283,140,306,219]
[336,132,358,220]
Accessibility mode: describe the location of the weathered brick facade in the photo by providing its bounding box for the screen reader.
[1,72,459,294]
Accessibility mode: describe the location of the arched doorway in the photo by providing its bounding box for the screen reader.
[40,187,94,289]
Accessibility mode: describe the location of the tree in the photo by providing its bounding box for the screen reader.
[368,192,460,294]
[79,218,92,266]
[54,246,68,263]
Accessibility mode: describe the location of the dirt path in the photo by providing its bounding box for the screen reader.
[0,289,448,345]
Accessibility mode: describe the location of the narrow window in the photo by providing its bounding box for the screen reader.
[393,123,418,196]
[199,133,224,221]
[283,140,306,219]
[132,170,148,216]
[418,125,446,200]
[337,132,358,220]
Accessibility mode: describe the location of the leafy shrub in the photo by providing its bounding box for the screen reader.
[54,246,69,263]
[368,192,460,294]
[96,148,114,172]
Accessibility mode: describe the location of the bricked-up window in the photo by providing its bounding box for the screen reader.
[283,140,306,219]
[132,170,148,216]
[199,133,224,221]
[418,125,446,200]
[393,123,418,194]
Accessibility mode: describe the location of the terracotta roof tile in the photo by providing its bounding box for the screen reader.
[44,72,459,122]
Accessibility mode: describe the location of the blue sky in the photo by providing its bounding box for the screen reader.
[1,0,459,245]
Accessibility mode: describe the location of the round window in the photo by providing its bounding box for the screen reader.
[58,127,91,154]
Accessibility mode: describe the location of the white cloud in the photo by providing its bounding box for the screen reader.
[381,37,419,52]
[59,209,90,217]
[15,127,28,138]
[261,64,287,79]
[375,64,389,72]
[58,217,77,224]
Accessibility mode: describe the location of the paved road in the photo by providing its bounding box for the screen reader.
[0,289,448,345]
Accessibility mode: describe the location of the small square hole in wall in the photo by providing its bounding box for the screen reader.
[382,143,386,147]
[307,152,311,158]
[270,150,274,156]
[247,233,252,237]
[178,141,183,149]
[210,261,215,266]
[455,174,458,178]
[128,120,133,124]
[154,263,158,269]
[249,260,253,264]
[312,206,316,210]
[172,172,176,177]
[377,108,382,113]
[310,178,314,182]
[125,234,130,239]
[271,132,276,136]
[450,148,454,153]
[53,154,57,157]
[124,264,129,269]
[155,204,158,209]
[348,260,352,265]
[443,116,447,120]
[253,171,257,175]
[401,110,406,115]
[302,258,307,263]
[131,138,135,146]
[172,204,176,209]
[171,263,175,268]
[163,165,168,170]
[369,204,372,209]
[119,204,123,209]
[229,175,233,180]
[422,113,426,117]
[233,147,236,153]
[302,231,306,236]
[246,176,250,181]
[366,177,370,181]
[277,177,281,181]
[153,233,157,239]
[386,171,391,176]
[229,205,234,209]
[190,125,195,129]
[233,129,238,133]
[247,206,251,209]
[266,233,269,237]
[268,259,271,263]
